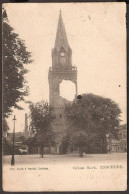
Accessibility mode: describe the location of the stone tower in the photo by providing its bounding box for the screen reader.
[48,11,77,153]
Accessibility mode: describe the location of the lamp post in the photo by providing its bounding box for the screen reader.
[11,115,16,165]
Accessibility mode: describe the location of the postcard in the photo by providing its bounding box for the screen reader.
[2,2,127,191]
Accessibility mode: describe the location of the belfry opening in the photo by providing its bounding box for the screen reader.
[59,80,76,101]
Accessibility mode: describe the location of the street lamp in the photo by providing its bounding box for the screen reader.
[11,115,16,165]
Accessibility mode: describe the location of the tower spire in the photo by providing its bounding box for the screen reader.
[54,11,69,50]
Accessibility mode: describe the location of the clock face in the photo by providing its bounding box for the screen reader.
[60,52,65,57]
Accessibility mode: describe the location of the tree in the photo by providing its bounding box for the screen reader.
[2,118,10,154]
[3,118,9,134]
[29,101,55,157]
[70,131,88,157]
[3,137,12,155]
[59,135,70,154]
[65,93,122,154]
[2,9,32,117]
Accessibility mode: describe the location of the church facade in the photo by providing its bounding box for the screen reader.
[48,11,77,154]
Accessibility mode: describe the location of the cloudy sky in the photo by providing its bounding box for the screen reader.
[4,3,126,132]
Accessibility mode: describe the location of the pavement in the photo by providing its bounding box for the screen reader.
[3,152,127,165]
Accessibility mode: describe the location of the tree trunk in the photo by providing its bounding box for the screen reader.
[101,136,107,153]
[103,137,107,153]
[41,146,44,158]
[79,146,83,157]
[100,139,103,153]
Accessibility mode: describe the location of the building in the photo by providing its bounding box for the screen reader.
[5,113,30,154]
[7,113,29,143]
[107,124,127,153]
[48,11,77,154]
[24,113,29,136]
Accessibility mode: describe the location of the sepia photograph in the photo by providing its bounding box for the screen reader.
[2,2,127,191]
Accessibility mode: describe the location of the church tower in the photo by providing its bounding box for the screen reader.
[48,11,77,153]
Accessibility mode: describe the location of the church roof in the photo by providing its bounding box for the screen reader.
[54,10,70,50]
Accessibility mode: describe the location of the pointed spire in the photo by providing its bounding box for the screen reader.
[54,11,69,50]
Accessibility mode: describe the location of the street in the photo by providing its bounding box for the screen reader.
[3,152,127,165]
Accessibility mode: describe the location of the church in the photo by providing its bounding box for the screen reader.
[48,11,78,154]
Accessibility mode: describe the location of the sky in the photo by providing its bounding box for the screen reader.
[3,3,126,132]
